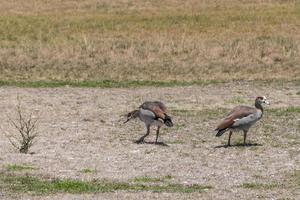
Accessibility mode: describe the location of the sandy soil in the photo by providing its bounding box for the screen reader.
[0,82,299,199]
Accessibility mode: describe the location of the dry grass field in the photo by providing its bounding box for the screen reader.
[0,0,300,82]
[0,0,300,200]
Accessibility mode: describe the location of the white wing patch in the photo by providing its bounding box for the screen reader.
[232,113,258,127]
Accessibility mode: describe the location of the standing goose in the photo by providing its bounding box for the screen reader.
[215,96,269,146]
[124,101,173,144]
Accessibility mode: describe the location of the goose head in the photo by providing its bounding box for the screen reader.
[164,115,174,127]
[124,110,139,123]
[255,96,270,108]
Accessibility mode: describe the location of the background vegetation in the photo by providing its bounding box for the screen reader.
[0,0,299,84]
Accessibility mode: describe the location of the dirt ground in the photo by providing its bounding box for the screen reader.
[0,82,299,199]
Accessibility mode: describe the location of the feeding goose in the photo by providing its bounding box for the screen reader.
[215,96,269,146]
[124,101,173,144]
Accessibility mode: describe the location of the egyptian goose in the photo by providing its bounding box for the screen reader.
[124,101,173,144]
[215,96,269,146]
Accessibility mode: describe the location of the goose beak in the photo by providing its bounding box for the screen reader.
[264,100,270,105]
[262,96,270,105]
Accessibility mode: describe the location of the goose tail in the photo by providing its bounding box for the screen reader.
[215,128,227,137]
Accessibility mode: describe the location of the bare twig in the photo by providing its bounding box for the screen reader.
[5,97,39,154]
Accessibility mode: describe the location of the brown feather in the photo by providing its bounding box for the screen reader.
[216,106,257,130]
[140,101,167,119]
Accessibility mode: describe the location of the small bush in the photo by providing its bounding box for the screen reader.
[5,97,39,154]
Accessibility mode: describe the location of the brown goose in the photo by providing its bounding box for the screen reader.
[215,96,269,146]
[124,101,173,144]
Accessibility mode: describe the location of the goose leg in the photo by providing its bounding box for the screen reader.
[243,130,248,146]
[228,131,232,146]
[135,125,150,144]
[155,126,160,144]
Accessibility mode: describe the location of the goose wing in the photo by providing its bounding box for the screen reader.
[140,101,167,119]
[216,106,257,130]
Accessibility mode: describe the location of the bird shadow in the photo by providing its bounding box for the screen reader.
[134,141,169,147]
[214,143,262,148]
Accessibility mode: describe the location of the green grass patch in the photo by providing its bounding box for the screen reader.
[171,108,228,119]
[293,170,300,186]
[168,140,185,144]
[268,107,300,116]
[80,168,96,173]
[0,80,223,88]
[226,97,247,104]
[131,176,162,183]
[204,108,229,119]
[240,182,281,190]
[171,109,195,117]
[0,173,212,194]
[285,107,300,113]
[6,164,37,172]
[131,175,173,183]
[0,79,298,88]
